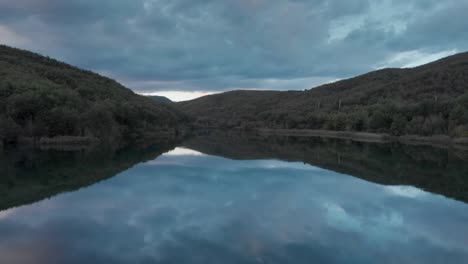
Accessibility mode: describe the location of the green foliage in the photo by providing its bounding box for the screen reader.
[0,116,21,142]
[450,93,468,123]
[178,52,468,138]
[390,115,406,136]
[40,107,80,137]
[369,109,392,132]
[0,45,185,144]
[348,111,368,131]
[324,113,347,131]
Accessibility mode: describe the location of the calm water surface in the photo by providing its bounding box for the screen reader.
[1,136,468,264]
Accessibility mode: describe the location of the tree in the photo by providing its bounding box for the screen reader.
[0,116,21,142]
[349,111,368,131]
[390,115,406,136]
[369,110,392,132]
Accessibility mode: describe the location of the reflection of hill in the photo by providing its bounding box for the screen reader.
[0,141,178,211]
[183,132,468,203]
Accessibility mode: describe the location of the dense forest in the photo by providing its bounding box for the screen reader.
[148,95,173,104]
[177,52,468,138]
[0,45,187,145]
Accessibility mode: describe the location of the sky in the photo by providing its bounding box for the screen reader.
[0,0,467,101]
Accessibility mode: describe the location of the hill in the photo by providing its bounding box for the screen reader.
[177,52,468,138]
[0,45,187,145]
[148,95,173,104]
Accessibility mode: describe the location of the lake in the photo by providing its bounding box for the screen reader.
[1,133,468,264]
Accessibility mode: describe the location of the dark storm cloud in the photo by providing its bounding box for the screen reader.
[0,0,467,92]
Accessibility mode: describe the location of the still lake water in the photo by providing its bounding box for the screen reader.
[1,134,468,264]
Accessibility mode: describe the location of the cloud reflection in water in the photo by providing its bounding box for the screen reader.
[0,148,467,264]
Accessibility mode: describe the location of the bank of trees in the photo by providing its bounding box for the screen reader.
[0,45,185,144]
[183,91,468,137]
[272,98,464,137]
[178,52,468,138]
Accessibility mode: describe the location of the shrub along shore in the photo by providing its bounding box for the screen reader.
[257,128,468,148]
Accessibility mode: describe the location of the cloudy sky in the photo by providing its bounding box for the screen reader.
[0,0,467,100]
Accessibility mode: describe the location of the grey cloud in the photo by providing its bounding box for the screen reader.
[390,1,468,50]
[0,0,467,92]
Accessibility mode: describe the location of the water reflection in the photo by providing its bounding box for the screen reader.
[0,141,177,211]
[184,132,468,203]
[0,134,467,263]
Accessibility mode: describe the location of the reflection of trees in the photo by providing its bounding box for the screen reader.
[2,131,467,212]
[0,140,178,211]
[184,132,468,203]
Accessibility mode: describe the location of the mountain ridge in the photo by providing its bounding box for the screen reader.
[0,45,187,145]
[177,51,468,138]
[148,95,173,104]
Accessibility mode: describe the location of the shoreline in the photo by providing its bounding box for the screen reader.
[1,131,189,151]
[257,128,468,149]
[3,129,468,151]
[5,136,101,151]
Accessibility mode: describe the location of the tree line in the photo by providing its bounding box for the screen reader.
[0,45,185,145]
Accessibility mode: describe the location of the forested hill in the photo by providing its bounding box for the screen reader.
[148,95,173,104]
[0,45,187,144]
[177,52,468,137]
